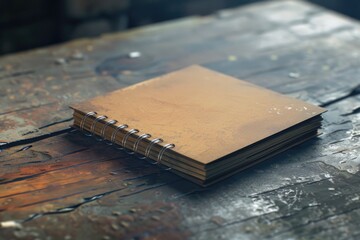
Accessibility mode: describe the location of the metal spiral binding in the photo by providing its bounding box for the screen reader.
[122,129,139,154]
[91,115,108,141]
[101,119,117,144]
[157,143,175,170]
[80,111,97,136]
[111,124,129,148]
[133,133,151,159]
[145,138,163,161]
[79,111,175,170]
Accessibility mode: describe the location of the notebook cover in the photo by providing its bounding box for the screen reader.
[70,65,325,164]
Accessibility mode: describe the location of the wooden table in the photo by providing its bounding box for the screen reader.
[1,0,360,239]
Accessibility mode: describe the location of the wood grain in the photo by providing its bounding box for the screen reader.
[1,0,360,239]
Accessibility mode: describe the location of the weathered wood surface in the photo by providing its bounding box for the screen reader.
[1,0,360,239]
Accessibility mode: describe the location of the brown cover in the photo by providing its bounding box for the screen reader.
[70,65,325,165]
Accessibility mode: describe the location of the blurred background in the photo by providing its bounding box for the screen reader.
[1,0,359,56]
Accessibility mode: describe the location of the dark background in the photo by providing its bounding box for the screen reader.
[1,0,360,56]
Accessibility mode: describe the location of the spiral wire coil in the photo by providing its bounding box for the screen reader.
[78,111,175,171]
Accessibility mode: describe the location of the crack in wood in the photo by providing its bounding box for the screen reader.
[17,181,172,224]
[0,70,35,80]
[0,128,73,150]
[22,188,125,222]
[341,106,360,116]
[320,84,360,107]
[38,117,73,130]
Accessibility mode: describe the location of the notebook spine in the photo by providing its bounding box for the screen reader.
[78,111,175,170]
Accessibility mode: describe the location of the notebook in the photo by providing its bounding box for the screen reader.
[70,65,326,186]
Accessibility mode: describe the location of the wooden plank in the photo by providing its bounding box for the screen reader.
[1,0,360,239]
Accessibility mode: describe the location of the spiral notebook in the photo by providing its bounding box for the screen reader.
[70,65,325,186]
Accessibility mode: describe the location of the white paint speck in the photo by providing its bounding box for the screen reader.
[0,221,22,228]
[308,202,320,207]
[288,72,300,79]
[352,196,359,201]
[128,51,141,58]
